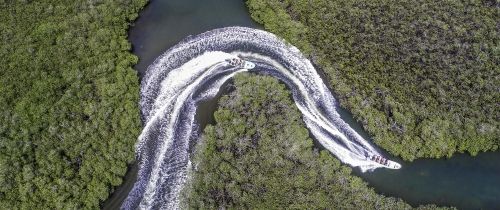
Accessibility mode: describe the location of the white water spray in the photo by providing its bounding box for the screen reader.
[123,27,400,210]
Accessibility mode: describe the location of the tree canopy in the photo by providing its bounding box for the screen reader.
[246,0,499,160]
[0,0,146,208]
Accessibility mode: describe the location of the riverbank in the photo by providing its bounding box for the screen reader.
[246,0,498,161]
[101,0,261,208]
[104,0,500,209]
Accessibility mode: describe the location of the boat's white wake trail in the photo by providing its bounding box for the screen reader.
[123,27,400,210]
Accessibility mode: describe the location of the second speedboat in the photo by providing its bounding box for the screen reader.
[367,154,401,169]
[226,58,255,69]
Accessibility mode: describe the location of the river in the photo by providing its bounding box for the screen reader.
[102,0,500,209]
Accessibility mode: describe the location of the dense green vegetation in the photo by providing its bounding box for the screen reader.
[0,0,146,208]
[185,74,449,209]
[246,0,499,160]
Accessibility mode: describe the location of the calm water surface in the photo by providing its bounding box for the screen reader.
[129,0,260,78]
[338,107,500,209]
[102,1,500,209]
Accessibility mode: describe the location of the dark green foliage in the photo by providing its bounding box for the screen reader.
[246,0,499,160]
[185,74,445,209]
[0,0,146,208]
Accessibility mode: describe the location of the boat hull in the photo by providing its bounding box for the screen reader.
[243,61,255,69]
[383,160,401,169]
[367,154,401,169]
[226,58,255,69]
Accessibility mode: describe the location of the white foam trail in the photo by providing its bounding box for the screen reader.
[123,27,399,210]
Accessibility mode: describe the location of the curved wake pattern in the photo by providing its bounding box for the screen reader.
[123,27,399,209]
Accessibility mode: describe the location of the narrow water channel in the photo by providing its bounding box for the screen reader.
[101,1,259,209]
[338,106,500,209]
[102,0,500,209]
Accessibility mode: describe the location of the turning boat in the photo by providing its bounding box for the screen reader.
[226,58,255,69]
[367,154,401,169]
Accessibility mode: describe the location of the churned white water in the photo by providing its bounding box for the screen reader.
[123,27,399,210]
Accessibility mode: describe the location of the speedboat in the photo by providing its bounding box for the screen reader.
[367,154,401,169]
[226,58,255,69]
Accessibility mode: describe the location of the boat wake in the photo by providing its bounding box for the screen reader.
[122,27,400,209]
